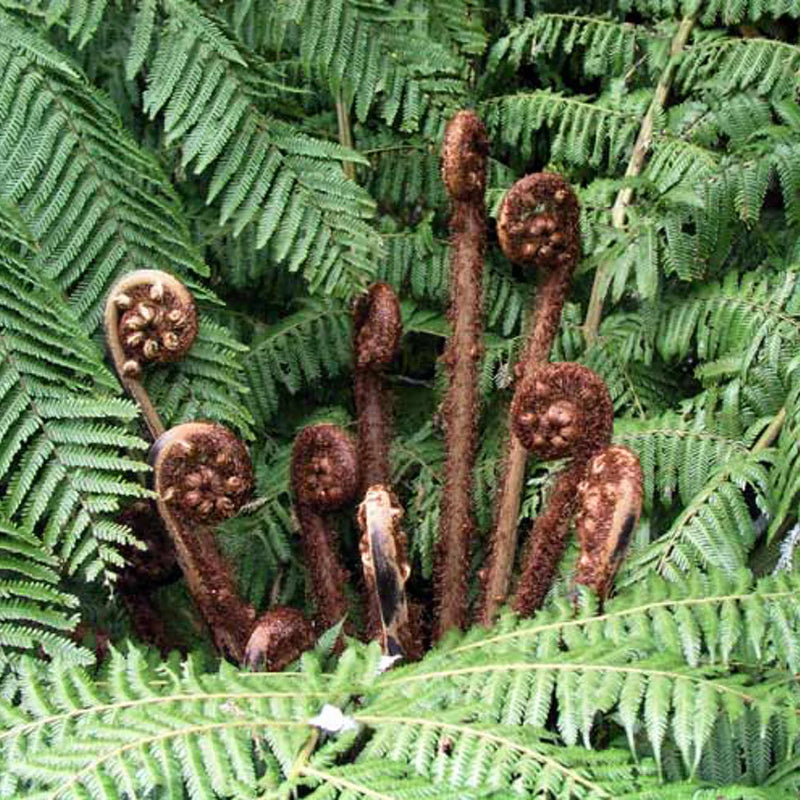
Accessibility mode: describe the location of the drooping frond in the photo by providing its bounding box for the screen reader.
[482,90,640,167]
[0,0,111,48]
[490,13,656,78]
[0,231,149,580]
[0,518,92,666]
[0,10,207,326]
[5,567,798,798]
[622,452,771,583]
[678,35,800,99]
[270,0,469,131]
[130,0,382,298]
[243,299,351,428]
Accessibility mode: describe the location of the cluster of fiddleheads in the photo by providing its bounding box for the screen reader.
[106,270,315,669]
[105,111,642,670]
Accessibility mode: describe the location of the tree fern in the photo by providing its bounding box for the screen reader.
[0,0,799,797]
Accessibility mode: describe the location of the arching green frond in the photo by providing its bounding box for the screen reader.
[622,453,771,582]
[657,270,800,367]
[0,243,149,580]
[1,0,111,48]
[482,90,640,167]
[243,299,351,428]
[0,518,92,666]
[678,35,800,99]
[490,13,656,78]
[272,0,469,130]
[615,410,752,508]
[0,10,207,327]
[132,0,381,298]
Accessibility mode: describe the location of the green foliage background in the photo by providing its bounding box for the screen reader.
[0,0,799,797]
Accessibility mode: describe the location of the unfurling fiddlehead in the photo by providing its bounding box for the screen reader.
[151,422,256,661]
[511,363,613,616]
[104,269,198,439]
[357,485,420,660]
[435,109,489,639]
[291,424,359,631]
[574,445,643,600]
[479,174,581,625]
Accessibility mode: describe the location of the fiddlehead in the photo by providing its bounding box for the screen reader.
[574,445,643,600]
[353,282,402,494]
[511,363,613,616]
[151,422,255,661]
[291,424,359,631]
[357,485,420,660]
[435,109,489,639]
[104,270,198,439]
[479,174,581,625]
[244,606,316,671]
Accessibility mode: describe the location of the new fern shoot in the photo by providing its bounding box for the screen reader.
[0,2,800,799]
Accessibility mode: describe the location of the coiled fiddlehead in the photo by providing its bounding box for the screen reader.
[291,424,359,631]
[151,422,256,660]
[510,363,613,616]
[479,174,581,625]
[435,109,489,639]
[104,270,198,439]
[574,445,643,600]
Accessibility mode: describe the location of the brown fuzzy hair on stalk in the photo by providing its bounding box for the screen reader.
[574,444,643,600]
[511,363,613,617]
[353,282,402,495]
[434,109,489,639]
[105,270,198,439]
[291,424,359,631]
[151,422,256,661]
[479,174,581,625]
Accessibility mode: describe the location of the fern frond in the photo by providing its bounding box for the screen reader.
[243,299,351,428]
[482,90,640,167]
[490,13,654,78]
[0,518,92,666]
[622,453,771,582]
[678,35,800,99]
[0,240,149,580]
[0,10,207,325]
[1,0,111,48]
[132,0,381,298]
[274,0,468,131]
[657,270,800,368]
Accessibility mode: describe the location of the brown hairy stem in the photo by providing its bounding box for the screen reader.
[357,485,420,660]
[574,445,643,600]
[512,461,587,615]
[104,269,198,439]
[151,422,256,661]
[479,175,581,625]
[353,283,402,494]
[291,424,359,632]
[434,110,489,639]
[353,283,404,643]
[510,363,614,616]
